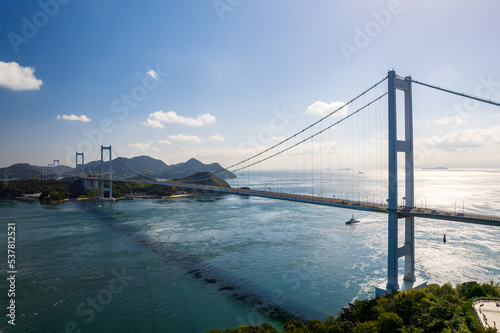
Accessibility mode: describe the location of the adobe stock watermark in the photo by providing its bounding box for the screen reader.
[60,267,136,333]
[213,0,243,21]
[414,74,500,166]
[7,0,71,54]
[64,65,168,165]
[238,107,296,155]
[339,0,411,64]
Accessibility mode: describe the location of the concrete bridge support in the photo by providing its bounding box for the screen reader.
[76,152,85,177]
[99,145,114,201]
[376,70,426,297]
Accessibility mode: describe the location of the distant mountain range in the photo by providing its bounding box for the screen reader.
[0,156,236,180]
[0,163,74,180]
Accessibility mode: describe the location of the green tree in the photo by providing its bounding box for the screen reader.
[377,312,403,333]
[353,321,377,333]
[282,320,309,333]
[457,282,486,299]
[481,281,500,297]
[307,319,327,333]
[337,299,378,323]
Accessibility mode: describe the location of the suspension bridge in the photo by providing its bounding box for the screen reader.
[55,70,500,296]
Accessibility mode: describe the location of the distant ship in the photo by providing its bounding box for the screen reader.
[345,215,360,225]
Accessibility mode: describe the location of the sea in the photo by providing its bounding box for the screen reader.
[0,169,499,333]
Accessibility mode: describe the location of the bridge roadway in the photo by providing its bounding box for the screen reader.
[102,178,500,227]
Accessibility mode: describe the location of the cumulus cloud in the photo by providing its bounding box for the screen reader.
[56,114,91,122]
[168,134,202,144]
[418,126,500,152]
[143,118,164,129]
[143,110,216,128]
[0,61,43,91]
[128,142,159,152]
[306,101,347,117]
[158,139,173,145]
[208,134,225,142]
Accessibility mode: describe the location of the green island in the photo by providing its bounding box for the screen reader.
[207,281,499,333]
[0,171,230,204]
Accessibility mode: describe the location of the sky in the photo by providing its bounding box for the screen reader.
[1,0,500,169]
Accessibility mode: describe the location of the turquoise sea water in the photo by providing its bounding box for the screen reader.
[0,169,499,332]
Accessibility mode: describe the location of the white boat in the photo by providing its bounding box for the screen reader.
[345,215,360,225]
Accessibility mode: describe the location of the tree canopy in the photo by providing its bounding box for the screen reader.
[207,281,499,333]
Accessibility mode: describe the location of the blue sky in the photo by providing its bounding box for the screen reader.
[1,0,500,169]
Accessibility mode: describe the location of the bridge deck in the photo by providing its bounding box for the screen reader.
[96,178,500,227]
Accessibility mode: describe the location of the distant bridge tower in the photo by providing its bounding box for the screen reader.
[76,152,85,177]
[47,163,53,180]
[53,159,59,179]
[376,70,426,296]
[99,145,114,201]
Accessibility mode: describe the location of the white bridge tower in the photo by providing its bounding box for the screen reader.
[376,70,427,296]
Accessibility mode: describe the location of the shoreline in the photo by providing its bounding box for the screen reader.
[6,193,196,205]
[124,193,195,200]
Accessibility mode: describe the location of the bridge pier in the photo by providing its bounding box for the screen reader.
[76,152,85,177]
[376,70,426,297]
[99,145,114,201]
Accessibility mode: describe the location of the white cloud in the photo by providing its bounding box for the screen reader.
[128,142,159,152]
[143,118,164,129]
[435,117,467,126]
[168,134,202,144]
[208,134,225,142]
[146,69,158,81]
[0,61,43,91]
[56,114,91,122]
[158,139,172,145]
[418,126,500,152]
[306,101,347,117]
[143,110,216,128]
